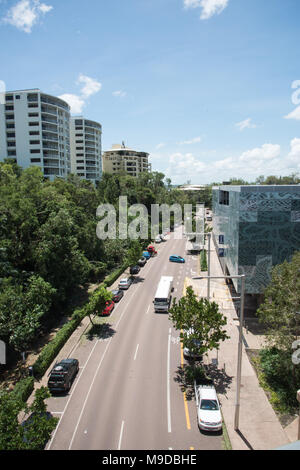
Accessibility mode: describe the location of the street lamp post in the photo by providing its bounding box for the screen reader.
[192,273,246,431]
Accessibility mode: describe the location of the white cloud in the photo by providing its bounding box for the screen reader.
[168,152,207,175]
[235,118,257,131]
[177,136,202,145]
[156,143,166,149]
[58,94,85,114]
[59,74,102,115]
[286,138,300,169]
[3,0,53,33]
[284,105,300,121]
[112,90,127,98]
[78,74,102,98]
[239,143,281,163]
[184,0,229,20]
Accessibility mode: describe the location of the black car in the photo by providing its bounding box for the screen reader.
[137,257,147,267]
[111,289,124,302]
[47,358,79,393]
[130,265,141,275]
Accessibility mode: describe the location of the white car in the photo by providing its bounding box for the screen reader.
[118,277,133,290]
[155,236,161,243]
[195,384,222,432]
[183,328,203,361]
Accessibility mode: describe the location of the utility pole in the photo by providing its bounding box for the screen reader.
[192,273,246,431]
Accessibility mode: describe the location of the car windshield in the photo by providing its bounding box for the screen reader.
[200,399,219,410]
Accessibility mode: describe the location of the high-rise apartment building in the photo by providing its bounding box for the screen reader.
[102,142,151,177]
[70,117,102,184]
[0,89,71,179]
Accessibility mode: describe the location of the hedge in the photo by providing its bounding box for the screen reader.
[32,306,87,380]
[12,377,34,403]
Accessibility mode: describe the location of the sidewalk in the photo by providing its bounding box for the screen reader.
[185,239,297,450]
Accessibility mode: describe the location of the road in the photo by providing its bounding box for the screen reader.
[46,226,222,450]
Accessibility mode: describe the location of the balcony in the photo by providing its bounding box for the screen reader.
[42,115,58,124]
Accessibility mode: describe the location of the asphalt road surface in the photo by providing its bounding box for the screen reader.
[46,227,222,451]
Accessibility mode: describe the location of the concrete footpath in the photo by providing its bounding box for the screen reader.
[185,237,298,450]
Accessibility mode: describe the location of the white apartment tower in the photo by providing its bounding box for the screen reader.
[70,117,102,184]
[0,89,71,179]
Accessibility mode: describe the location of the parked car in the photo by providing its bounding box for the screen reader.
[101,300,115,316]
[183,328,203,360]
[142,251,151,259]
[111,289,124,302]
[118,277,133,289]
[155,236,161,243]
[130,265,141,275]
[137,257,147,267]
[169,255,185,263]
[47,358,79,393]
[195,384,222,432]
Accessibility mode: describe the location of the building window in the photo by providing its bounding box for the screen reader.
[28,113,39,117]
[16,95,21,100]
[29,122,39,126]
[5,105,14,111]
[30,140,40,145]
[30,158,41,163]
[219,190,229,206]
[30,149,40,154]
[6,132,16,138]
[29,131,40,136]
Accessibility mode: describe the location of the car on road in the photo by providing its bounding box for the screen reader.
[169,255,185,263]
[137,256,147,267]
[118,277,133,289]
[142,251,151,259]
[47,358,79,393]
[101,300,115,316]
[183,328,203,360]
[130,265,141,275]
[155,236,162,243]
[195,384,222,432]
[111,289,124,302]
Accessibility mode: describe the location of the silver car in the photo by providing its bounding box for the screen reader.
[118,277,133,289]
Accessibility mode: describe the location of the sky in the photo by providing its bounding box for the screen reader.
[0,0,300,185]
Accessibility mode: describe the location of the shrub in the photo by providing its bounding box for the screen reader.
[12,377,34,403]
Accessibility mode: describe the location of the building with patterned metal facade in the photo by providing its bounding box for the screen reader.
[212,185,300,295]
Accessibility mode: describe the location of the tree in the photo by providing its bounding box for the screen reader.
[0,386,57,450]
[169,286,229,359]
[257,251,300,351]
[85,285,113,325]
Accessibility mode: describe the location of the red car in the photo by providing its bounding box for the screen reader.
[101,300,115,316]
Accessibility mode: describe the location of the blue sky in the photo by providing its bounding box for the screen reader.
[0,0,300,184]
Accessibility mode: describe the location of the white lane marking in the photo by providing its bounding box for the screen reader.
[67,289,136,450]
[47,337,100,449]
[146,305,150,315]
[167,328,172,433]
[134,344,139,361]
[118,421,125,450]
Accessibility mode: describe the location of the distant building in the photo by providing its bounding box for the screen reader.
[178,184,206,191]
[70,117,102,184]
[102,142,151,177]
[0,89,71,179]
[212,185,300,295]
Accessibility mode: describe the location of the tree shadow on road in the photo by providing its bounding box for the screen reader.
[86,322,116,341]
[174,362,233,401]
